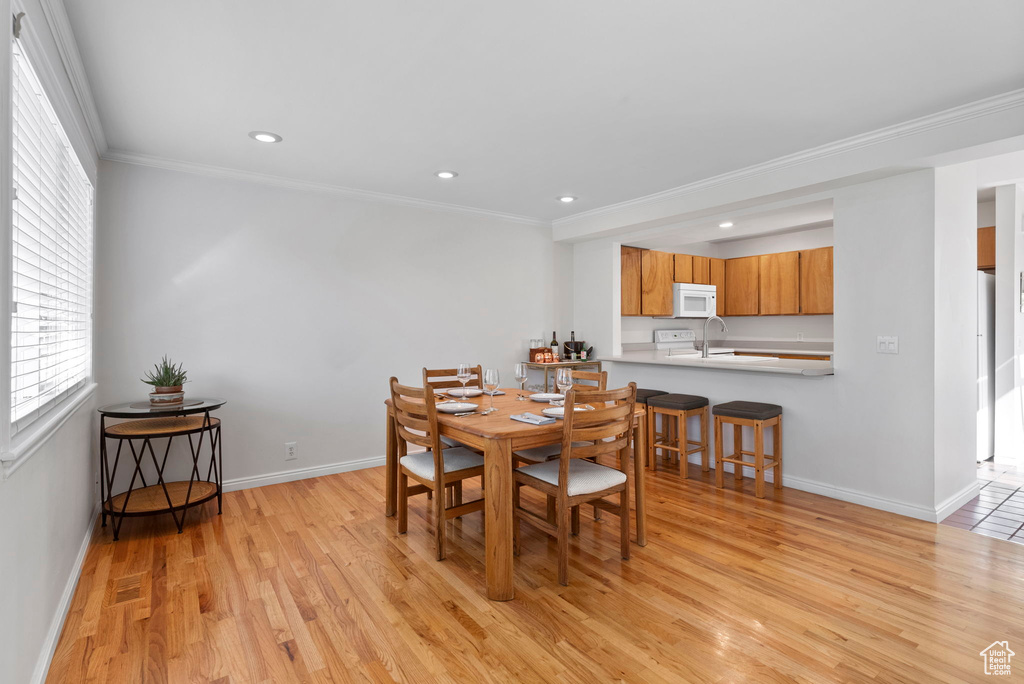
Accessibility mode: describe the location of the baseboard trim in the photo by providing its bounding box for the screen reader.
[32,504,99,684]
[222,455,387,492]
[682,454,952,522]
[934,480,982,522]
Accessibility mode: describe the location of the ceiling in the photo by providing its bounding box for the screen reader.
[64,0,1024,221]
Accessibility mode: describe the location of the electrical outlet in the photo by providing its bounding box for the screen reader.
[285,441,297,461]
[796,332,804,342]
[876,336,899,354]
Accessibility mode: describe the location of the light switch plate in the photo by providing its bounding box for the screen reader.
[876,335,899,354]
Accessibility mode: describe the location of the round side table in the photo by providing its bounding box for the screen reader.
[99,398,226,540]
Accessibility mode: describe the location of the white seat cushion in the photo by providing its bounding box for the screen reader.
[513,441,589,463]
[440,435,463,448]
[516,459,627,497]
[401,448,484,481]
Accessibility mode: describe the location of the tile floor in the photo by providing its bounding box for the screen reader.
[941,461,1024,544]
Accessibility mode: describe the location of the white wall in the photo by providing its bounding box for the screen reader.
[588,170,977,520]
[95,160,573,486]
[0,399,97,684]
[620,225,835,344]
[933,163,979,505]
[978,199,995,227]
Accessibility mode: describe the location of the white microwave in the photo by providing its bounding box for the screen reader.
[671,283,717,318]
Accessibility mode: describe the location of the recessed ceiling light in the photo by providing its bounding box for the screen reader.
[719,221,734,228]
[435,170,458,179]
[249,131,282,143]
[558,196,577,203]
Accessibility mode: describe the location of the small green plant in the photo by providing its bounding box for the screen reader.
[141,355,188,387]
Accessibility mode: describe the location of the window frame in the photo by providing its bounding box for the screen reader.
[0,3,97,478]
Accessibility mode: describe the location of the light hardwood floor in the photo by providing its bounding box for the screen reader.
[47,463,1024,683]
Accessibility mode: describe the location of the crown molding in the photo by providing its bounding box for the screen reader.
[554,88,1024,231]
[38,0,107,155]
[101,150,550,227]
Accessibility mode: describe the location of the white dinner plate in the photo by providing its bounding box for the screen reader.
[530,393,564,402]
[446,388,483,398]
[435,401,478,414]
[541,406,589,418]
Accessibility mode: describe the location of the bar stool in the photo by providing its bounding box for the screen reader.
[646,394,710,478]
[713,401,782,498]
[635,389,667,469]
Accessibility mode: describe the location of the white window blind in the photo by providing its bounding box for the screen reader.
[10,39,94,437]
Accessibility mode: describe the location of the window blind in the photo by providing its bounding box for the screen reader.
[11,39,94,436]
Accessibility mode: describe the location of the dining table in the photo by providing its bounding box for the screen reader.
[384,388,647,601]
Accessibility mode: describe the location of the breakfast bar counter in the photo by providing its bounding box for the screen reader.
[599,351,834,376]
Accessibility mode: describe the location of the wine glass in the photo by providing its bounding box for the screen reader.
[514,363,528,400]
[555,367,573,406]
[456,363,471,398]
[483,368,500,414]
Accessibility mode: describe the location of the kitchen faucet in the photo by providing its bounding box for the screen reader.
[702,316,729,358]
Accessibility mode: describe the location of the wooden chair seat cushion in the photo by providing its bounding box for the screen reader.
[513,442,589,463]
[712,400,782,420]
[440,435,464,448]
[647,393,709,411]
[400,448,484,480]
[635,388,669,405]
[516,459,626,496]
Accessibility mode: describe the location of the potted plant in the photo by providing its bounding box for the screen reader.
[142,356,188,406]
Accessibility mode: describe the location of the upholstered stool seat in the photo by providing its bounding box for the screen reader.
[648,393,710,411]
[713,401,783,498]
[635,388,669,405]
[713,401,782,421]
[647,393,710,478]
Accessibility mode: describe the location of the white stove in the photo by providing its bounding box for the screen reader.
[654,329,734,356]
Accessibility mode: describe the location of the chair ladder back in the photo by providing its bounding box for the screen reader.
[389,378,445,478]
[571,370,607,390]
[559,383,637,482]
[423,365,484,390]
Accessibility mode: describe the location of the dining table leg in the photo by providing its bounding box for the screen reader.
[634,412,648,547]
[484,437,515,601]
[385,407,397,517]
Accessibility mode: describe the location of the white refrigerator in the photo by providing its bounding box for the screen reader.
[978,271,995,462]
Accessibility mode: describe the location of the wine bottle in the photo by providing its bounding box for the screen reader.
[569,331,577,359]
[550,331,558,361]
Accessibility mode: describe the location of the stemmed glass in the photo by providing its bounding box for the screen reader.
[514,363,528,400]
[456,363,471,398]
[555,367,573,407]
[483,369,500,414]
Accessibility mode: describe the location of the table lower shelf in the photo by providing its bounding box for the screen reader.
[104,480,218,516]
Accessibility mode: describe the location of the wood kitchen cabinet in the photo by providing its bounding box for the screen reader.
[692,256,710,285]
[673,254,692,283]
[978,226,995,271]
[641,249,675,316]
[620,246,642,316]
[799,246,834,314]
[710,258,726,316]
[725,256,760,316]
[759,251,800,315]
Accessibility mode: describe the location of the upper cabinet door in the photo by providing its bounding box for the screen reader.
[800,246,833,314]
[759,251,800,315]
[692,256,710,285]
[725,256,759,316]
[621,246,642,316]
[710,258,726,316]
[641,250,675,316]
[674,254,693,283]
[978,226,995,271]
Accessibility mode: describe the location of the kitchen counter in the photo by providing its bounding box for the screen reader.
[599,350,834,376]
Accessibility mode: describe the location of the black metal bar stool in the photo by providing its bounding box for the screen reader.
[713,401,782,498]
[634,389,668,469]
[646,394,710,478]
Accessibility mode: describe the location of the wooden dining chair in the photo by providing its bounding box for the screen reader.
[513,382,637,585]
[423,365,483,390]
[390,377,486,561]
[571,369,607,390]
